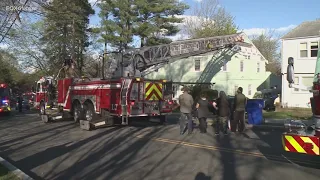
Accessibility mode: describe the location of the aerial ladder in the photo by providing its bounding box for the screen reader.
[103,32,252,78]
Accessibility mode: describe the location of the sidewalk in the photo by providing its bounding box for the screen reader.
[0,156,33,180]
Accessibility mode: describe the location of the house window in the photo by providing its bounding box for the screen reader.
[248,55,251,59]
[240,60,244,72]
[248,84,252,95]
[257,62,260,72]
[194,58,200,71]
[300,42,308,58]
[301,77,314,91]
[222,60,227,71]
[310,42,318,57]
[294,77,299,91]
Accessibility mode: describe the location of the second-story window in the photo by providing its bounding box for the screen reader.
[257,62,260,72]
[311,42,318,57]
[195,58,200,71]
[300,42,308,58]
[240,60,244,72]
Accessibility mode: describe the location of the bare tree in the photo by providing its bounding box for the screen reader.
[250,30,282,75]
[183,0,238,38]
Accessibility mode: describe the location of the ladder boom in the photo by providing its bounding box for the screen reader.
[108,33,252,78]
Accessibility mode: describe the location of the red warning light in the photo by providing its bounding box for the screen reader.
[0,84,7,88]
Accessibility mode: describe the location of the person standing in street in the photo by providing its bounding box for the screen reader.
[178,86,194,135]
[195,93,210,133]
[213,91,230,135]
[233,87,247,133]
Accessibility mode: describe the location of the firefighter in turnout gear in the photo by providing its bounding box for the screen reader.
[64,57,75,78]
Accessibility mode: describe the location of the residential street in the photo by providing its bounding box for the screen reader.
[0,111,320,180]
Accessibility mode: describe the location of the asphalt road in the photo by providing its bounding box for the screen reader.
[0,111,320,180]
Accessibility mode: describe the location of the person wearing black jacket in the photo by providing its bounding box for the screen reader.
[213,91,230,135]
[195,93,210,133]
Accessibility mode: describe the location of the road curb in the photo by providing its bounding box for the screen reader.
[0,156,33,180]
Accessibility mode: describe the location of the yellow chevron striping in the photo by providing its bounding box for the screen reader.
[149,84,162,97]
[145,82,162,100]
[285,146,289,151]
[300,136,320,155]
[285,135,306,153]
[282,136,290,151]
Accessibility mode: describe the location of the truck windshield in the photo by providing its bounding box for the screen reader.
[313,46,320,82]
[0,88,9,97]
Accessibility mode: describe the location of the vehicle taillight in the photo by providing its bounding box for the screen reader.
[130,100,135,106]
[168,101,172,105]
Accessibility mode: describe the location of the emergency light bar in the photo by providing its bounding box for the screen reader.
[2,100,8,103]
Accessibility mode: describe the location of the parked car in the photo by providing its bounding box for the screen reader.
[253,89,280,111]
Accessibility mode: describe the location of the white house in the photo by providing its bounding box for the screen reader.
[145,33,272,99]
[281,20,320,108]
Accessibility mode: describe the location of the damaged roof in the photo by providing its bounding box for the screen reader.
[282,19,320,39]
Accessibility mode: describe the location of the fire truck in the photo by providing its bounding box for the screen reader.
[0,83,12,114]
[35,33,252,130]
[283,45,320,156]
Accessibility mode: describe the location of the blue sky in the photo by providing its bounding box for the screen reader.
[89,0,320,37]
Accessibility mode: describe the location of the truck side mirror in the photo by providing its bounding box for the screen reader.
[287,57,295,87]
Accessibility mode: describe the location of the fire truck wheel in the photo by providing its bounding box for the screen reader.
[73,103,82,123]
[84,102,96,122]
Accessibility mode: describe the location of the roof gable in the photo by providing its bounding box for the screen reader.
[282,20,320,39]
[240,33,268,63]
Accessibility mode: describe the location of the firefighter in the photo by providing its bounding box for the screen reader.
[63,57,75,78]
[232,87,247,133]
[177,86,194,135]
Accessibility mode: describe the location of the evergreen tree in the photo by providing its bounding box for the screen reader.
[134,0,189,46]
[98,0,137,51]
[41,0,94,75]
[98,0,188,49]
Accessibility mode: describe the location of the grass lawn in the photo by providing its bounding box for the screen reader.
[0,163,20,180]
[263,107,313,120]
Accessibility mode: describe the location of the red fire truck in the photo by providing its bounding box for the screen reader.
[35,33,251,130]
[283,46,320,156]
[0,83,12,114]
